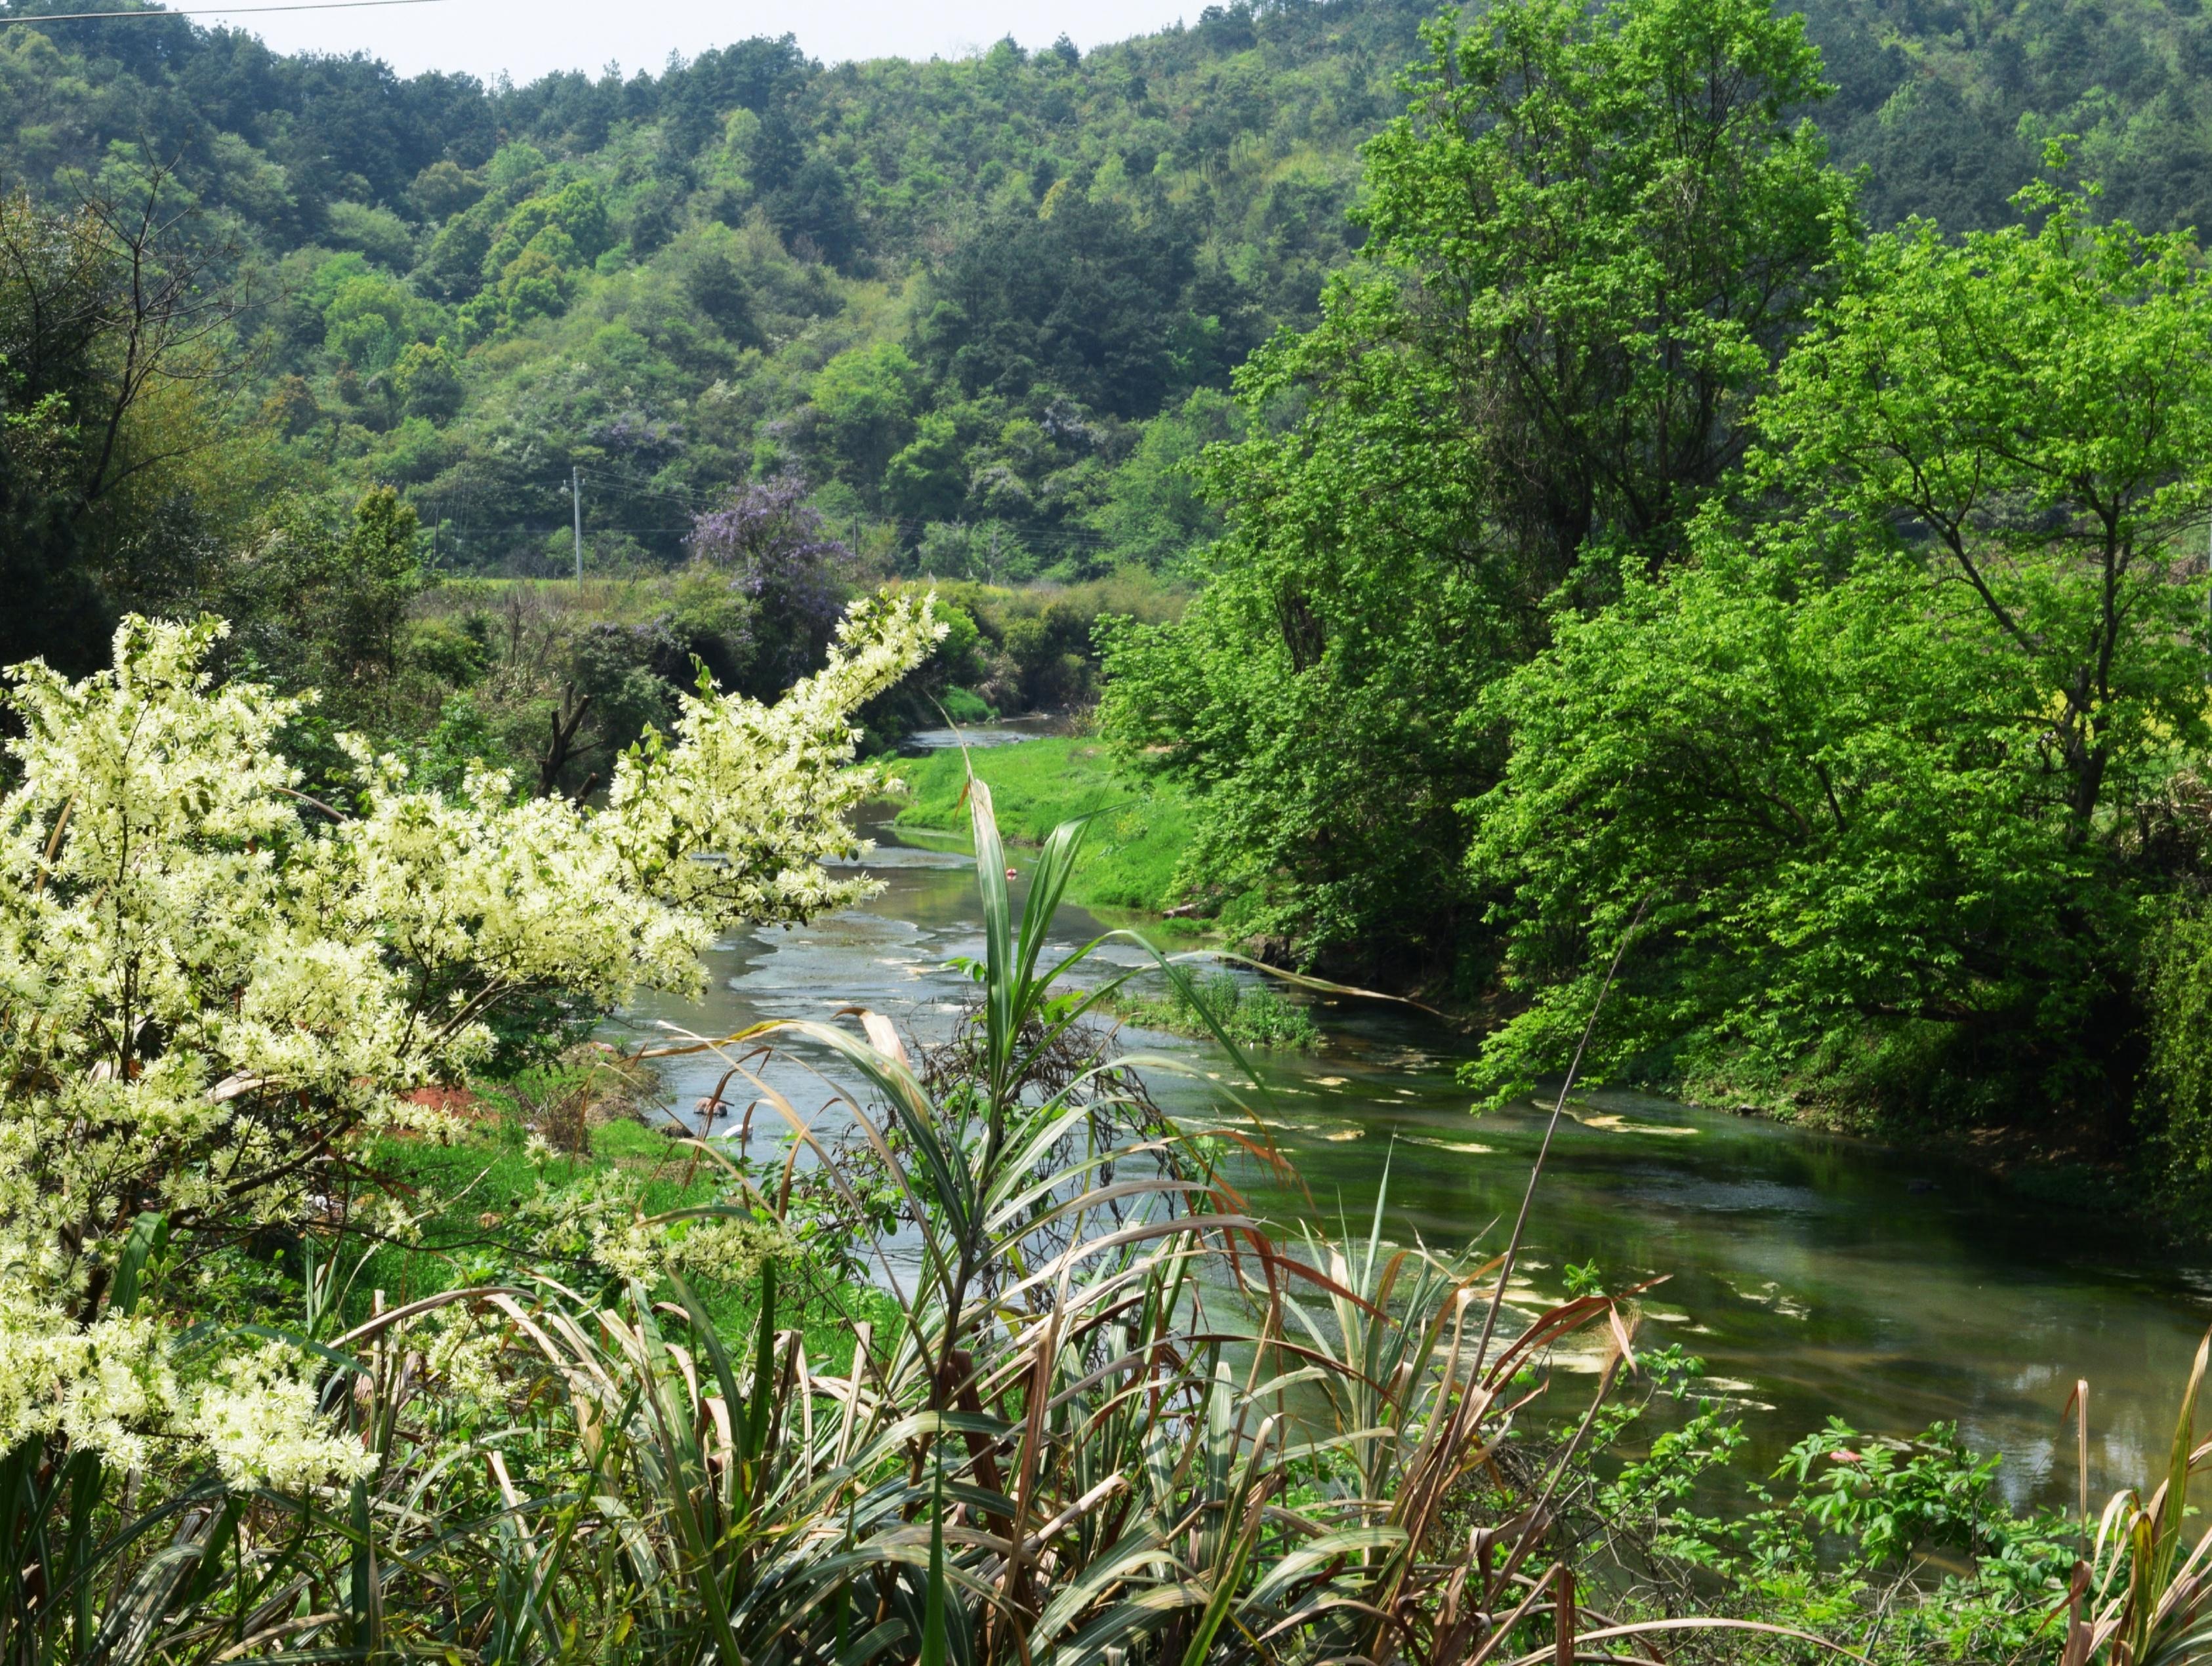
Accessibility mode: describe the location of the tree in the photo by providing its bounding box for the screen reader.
[392,338,464,422]
[1101,0,1854,979]
[1471,170,2212,1136]
[882,409,966,523]
[0,593,938,1485]
[1089,388,1239,570]
[0,181,254,672]
[765,153,863,272]
[1755,169,2209,850]
[808,341,922,498]
[915,191,1223,420]
[686,475,855,697]
[225,487,428,730]
[1354,0,1854,580]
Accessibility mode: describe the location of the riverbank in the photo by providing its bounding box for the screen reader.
[352,1053,893,1368]
[891,735,1214,930]
[1633,1046,2171,1242]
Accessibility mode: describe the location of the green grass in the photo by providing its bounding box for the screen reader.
[939,685,994,723]
[893,737,1202,924]
[354,1100,891,1373]
[1107,969,1322,1050]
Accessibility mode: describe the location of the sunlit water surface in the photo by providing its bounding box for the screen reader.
[615,806,2212,1514]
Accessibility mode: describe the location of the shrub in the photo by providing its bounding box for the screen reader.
[0,594,936,1499]
[1112,965,1322,1049]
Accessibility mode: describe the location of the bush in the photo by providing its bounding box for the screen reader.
[938,683,993,723]
[1111,967,1322,1049]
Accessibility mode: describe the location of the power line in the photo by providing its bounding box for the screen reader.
[433,523,701,535]
[579,467,723,507]
[2,0,440,23]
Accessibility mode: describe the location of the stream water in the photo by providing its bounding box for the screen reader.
[617,799,2212,1517]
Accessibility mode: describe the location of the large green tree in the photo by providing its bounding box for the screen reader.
[1472,171,2212,1139]
[0,186,259,673]
[1101,0,1855,978]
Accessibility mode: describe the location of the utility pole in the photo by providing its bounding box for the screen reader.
[571,466,584,584]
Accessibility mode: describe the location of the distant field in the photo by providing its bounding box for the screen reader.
[892,738,1198,925]
[417,575,650,615]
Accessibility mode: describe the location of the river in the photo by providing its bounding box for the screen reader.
[617,792,2212,1518]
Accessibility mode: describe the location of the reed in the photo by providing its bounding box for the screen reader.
[2062,1331,2212,1666]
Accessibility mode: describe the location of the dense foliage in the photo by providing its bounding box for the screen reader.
[0,185,269,672]
[1093,0,2212,1176]
[0,0,1410,596]
[1473,171,2212,1145]
[10,0,2212,614]
[1102,0,1856,977]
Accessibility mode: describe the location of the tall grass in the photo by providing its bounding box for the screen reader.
[2062,1335,2212,1665]
[2,793,1867,1665]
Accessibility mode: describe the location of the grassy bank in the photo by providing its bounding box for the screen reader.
[325,1057,893,1373]
[893,736,1207,927]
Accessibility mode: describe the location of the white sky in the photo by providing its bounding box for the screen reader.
[180,0,1194,83]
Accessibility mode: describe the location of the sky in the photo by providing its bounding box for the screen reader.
[174,0,1195,83]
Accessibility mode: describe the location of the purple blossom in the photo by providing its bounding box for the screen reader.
[687,476,853,691]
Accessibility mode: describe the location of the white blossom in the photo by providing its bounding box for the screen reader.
[0,594,940,1484]
[422,1317,508,1404]
[660,1214,799,1284]
[188,1345,379,1493]
[521,1169,798,1284]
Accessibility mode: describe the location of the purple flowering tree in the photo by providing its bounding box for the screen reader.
[687,476,854,695]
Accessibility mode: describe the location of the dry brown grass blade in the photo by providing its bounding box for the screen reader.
[1493,1615,1875,1666]
[327,1283,521,1350]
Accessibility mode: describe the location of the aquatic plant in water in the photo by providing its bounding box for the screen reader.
[1109,966,1322,1050]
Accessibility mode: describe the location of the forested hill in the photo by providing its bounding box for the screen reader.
[3,0,2211,579]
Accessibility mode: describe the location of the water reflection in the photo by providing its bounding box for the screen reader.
[898,711,1083,752]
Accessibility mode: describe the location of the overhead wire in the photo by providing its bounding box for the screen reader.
[418,465,1157,567]
[2,0,441,23]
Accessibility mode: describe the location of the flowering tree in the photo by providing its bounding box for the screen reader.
[686,475,853,696]
[0,592,939,1488]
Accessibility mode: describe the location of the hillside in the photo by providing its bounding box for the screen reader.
[3,0,2211,581]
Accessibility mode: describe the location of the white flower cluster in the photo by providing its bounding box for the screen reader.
[0,595,939,1486]
[606,590,929,931]
[188,1345,380,1493]
[659,1214,798,1284]
[422,1315,508,1405]
[0,1297,174,1476]
[520,1167,798,1284]
[522,1169,670,1280]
